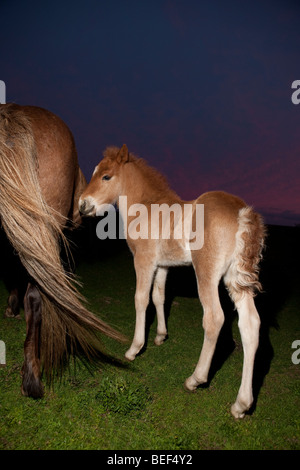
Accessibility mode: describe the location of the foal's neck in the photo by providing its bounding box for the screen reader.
[121,161,181,206]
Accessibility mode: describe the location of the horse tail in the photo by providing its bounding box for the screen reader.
[224,206,266,304]
[0,104,125,381]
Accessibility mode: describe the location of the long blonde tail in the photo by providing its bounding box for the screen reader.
[0,105,125,380]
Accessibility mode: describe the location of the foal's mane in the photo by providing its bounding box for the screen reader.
[104,146,180,202]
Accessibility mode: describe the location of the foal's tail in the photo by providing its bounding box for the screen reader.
[224,206,266,304]
[0,105,125,381]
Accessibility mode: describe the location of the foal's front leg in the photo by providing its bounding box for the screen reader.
[152,267,168,346]
[125,257,156,361]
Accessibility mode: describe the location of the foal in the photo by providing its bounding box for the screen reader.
[79,144,265,418]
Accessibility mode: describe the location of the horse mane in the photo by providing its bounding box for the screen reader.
[103,146,180,202]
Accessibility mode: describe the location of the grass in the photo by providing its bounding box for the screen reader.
[0,224,299,450]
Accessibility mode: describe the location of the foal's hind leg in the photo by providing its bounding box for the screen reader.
[21,283,44,398]
[152,267,168,346]
[184,276,224,391]
[230,294,260,419]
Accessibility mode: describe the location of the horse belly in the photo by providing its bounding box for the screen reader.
[158,239,192,267]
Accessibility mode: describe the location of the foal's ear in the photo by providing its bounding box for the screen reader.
[116,144,130,164]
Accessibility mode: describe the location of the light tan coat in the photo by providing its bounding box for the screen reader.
[80,144,266,418]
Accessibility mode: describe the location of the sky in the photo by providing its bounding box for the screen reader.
[1,0,299,226]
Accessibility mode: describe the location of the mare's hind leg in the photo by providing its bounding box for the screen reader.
[152,267,168,346]
[21,283,44,398]
[230,294,260,419]
[184,275,224,391]
[4,256,27,318]
[125,255,156,361]
[5,288,20,318]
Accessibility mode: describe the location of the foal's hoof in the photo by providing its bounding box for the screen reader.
[125,350,136,362]
[154,334,167,346]
[231,399,251,419]
[184,376,199,392]
[231,403,245,419]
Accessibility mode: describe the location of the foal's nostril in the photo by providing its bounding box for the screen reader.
[79,201,86,213]
[79,199,95,215]
[79,199,86,213]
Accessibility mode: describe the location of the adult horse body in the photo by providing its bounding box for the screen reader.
[0,104,122,397]
[79,144,266,419]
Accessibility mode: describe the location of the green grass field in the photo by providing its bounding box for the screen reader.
[0,224,299,450]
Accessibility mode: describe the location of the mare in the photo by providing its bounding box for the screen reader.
[79,144,266,418]
[0,104,123,398]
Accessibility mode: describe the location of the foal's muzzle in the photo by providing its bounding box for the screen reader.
[79,198,95,216]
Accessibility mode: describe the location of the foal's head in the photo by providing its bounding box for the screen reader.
[79,144,130,216]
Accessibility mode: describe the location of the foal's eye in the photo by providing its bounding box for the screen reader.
[102,175,111,181]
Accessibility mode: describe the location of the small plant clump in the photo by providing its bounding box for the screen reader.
[95,376,152,415]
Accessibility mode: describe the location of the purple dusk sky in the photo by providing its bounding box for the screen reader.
[1,0,300,226]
